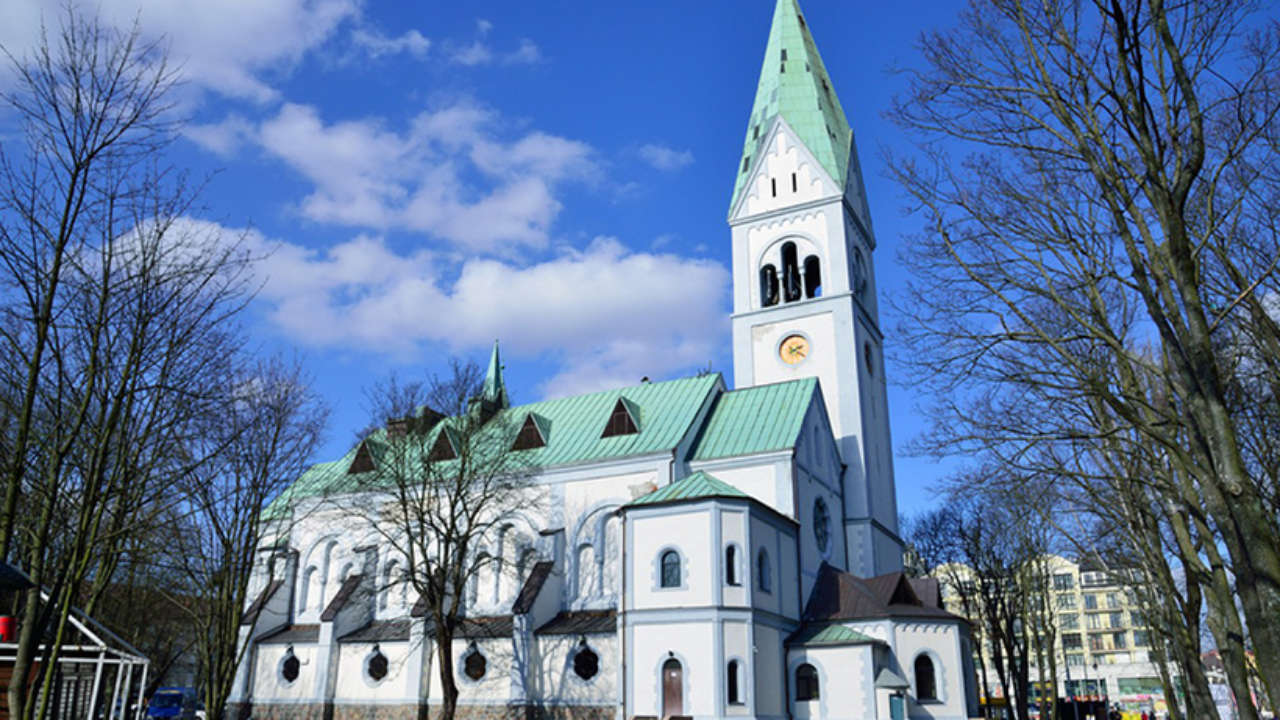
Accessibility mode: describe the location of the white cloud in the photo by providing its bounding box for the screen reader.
[637,143,695,171]
[446,20,540,67]
[350,27,430,60]
[184,115,255,156]
[0,0,359,101]
[242,101,596,254]
[185,221,729,396]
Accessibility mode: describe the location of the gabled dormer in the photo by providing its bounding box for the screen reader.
[511,413,550,451]
[428,427,459,462]
[600,397,640,438]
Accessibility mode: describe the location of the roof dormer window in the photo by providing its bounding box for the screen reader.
[601,398,639,438]
[511,413,547,451]
[428,429,457,461]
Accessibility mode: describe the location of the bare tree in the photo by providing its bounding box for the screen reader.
[346,359,541,720]
[888,0,1280,708]
[0,9,261,718]
[163,358,327,720]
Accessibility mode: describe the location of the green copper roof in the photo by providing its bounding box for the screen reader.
[265,374,724,518]
[690,378,818,461]
[787,622,879,647]
[481,340,509,408]
[626,470,748,507]
[730,0,853,214]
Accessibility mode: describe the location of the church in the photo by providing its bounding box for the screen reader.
[228,2,979,719]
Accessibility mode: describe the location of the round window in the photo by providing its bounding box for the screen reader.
[573,643,599,681]
[366,648,388,682]
[813,498,830,553]
[281,651,300,684]
[463,647,487,681]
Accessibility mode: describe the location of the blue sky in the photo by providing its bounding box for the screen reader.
[2,0,966,513]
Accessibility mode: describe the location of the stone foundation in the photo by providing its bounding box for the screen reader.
[245,702,326,720]
[429,705,615,720]
[332,703,422,720]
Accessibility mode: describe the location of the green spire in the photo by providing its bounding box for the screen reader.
[729,0,853,214]
[481,340,508,408]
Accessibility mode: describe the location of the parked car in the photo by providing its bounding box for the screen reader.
[147,688,198,720]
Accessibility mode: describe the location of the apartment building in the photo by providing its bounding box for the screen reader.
[936,555,1170,715]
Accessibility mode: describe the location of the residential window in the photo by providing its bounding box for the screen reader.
[1084,594,1098,610]
[1109,612,1123,629]
[1057,594,1077,610]
[1130,610,1146,626]
[1113,632,1128,650]
[1089,634,1106,652]
[1087,614,1103,630]
[1133,631,1150,647]
[1062,633,1082,650]
[1060,614,1079,630]
[1107,593,1122,609]
[914,655,938,702]
[660,550,681,588]
[1052,573,1075,591]
[795,664,820,701]
[1066,654,1084,667]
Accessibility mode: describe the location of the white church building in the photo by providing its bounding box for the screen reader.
[229,2,980,719]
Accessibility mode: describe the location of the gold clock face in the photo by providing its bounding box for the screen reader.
[779,334,810,365]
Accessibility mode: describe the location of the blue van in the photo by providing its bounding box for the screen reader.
[146,688,198,719]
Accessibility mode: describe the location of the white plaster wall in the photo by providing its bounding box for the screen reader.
[694,462,787,516]
[334,641,415,702]
[427,636,518,704]
[742,126,832,219]
[752,624,786,718]
[748,515,800,619]
[788,645,876,720]
[626,621,716,718]
[722,620,751,716]
[748,313,841,434]
[894,622,970,720]
[533,634,617,707]
[253,644,320,702]
[629,509,712,610]
[721,509,749,608]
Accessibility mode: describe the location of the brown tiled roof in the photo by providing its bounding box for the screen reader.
[512,562,554,614]
[241,579,284,624]
[427,615,514,639]
[339,619,412,643]
[909,578,942,609]
[259,624,320,644]
[535,610,616,636]
[804,563,964,622]
[321,574,363,621]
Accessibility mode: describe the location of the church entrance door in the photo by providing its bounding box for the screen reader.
[662,658,683,717]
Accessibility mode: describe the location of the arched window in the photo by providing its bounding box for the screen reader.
[759,265,779,307]
[795,663,819,701]
[781,242,801,302]
[915,654,938,701]
[757,549,772,593]
[803,255,821,298]
[727,660,743,705]
[660,550,681,588]
[725,545,740,586]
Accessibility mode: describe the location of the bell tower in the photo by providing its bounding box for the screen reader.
[728,0,902,576]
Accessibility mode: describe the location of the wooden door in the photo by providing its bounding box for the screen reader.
[662,658,683,718]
